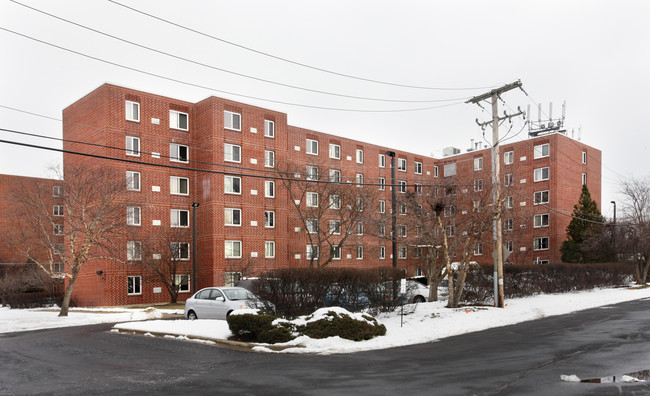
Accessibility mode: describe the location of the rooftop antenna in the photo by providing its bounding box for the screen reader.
[562,101,566,119]
[578,125,582,141]
[537,104,542,124]
[549,103,553,121]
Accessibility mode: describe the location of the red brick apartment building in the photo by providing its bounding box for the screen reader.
[1,84,601,306]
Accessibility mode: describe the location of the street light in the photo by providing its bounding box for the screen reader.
[192,202,200,293]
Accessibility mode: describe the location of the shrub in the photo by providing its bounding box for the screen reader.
[227,311,293,343]
[298,311,386,341]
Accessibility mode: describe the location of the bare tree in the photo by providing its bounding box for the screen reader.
[13,165,124,316]
[279,161,377,267]
[139,227,194,303]
[619,177,650,284]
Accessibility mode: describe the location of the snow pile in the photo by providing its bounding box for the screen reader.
[561,374,582,382]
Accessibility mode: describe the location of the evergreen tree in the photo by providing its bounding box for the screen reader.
[560,185,608,263]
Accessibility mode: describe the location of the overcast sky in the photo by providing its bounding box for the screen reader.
[1,0,648,217]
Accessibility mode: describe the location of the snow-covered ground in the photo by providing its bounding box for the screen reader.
[3,286,650,355]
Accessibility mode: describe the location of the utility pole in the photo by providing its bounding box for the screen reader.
[466,80,524,308]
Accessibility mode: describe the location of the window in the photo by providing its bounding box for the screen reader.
[534,167,550,182]
[506,240,513,253]
[264,211,275,228]
[379,177,385,191]
[474,179,483,192]
[169,143,189,163]
[474,157,483,171]
[225,240,242,258]
[127,241,142,261]
[534,237,549,250]
[53,205,63,217]
[331,246,341,260]
[534,143,549,159]
[306,166,318,181]
[170,176,189,195]
[171,242,190,260]
[414,161,423,175]
[378,224,386,237]
[379,246,386,259]
[265,150,275,168]
[473,200,481,212]
[446,225,455,237]
[126,171,140,191]
[127,206,141,226]
[505,196,514,209]
[329,195,340,209]
[53,243,63,255]
[225,208,242,226]
[329,220,341,235]
[53,224,63,236]
[175,274,190,292]
[434,166,439,178]
[265,181,275,198]
[306,218,319,234]
[224,143,241,163]
[356,246,364,259]
[165,209,189,229]
[356,173,364,187]
[306,245,319,260]
[126,136,140,157]
[220,176,240,196]
[307,139,319,155]
[357,222,364,235]
[356,149,364,164]
[582,173,587,185]
[398,246,407,259]
[379,200,386,213]
[504,151,514,165]
[53,262,63,273]
[444,205,455,217]
[444,163,456,177]
[534,213,550,228]
[534,190,549,205]
[329,144,340,159]
[398,225,407,237]
[398,158,407,172]
[224,273,241,287]
[264,120,274,137]
[306,192,319,207]
[398,180,407,193]
[582,151,587,164]
[170,110,189,131]
[379,154,386,168]
[356,197,364,212]
[474,243,483,255]
[504,218,514,231]
[127,276,142,295]
[224,111,241,131]
[399,203,407,215]
[265,241,275,258]
[504,173,514,187]
[329,169,340,182]
[53,186,63,197]
[125,101,140,122]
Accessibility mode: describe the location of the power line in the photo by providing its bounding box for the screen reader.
[10,0,470,105]
[0,27,466,114]
[107,0,496,92]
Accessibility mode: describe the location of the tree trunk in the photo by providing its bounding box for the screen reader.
[59,270,79,317]
[429,281,438,301]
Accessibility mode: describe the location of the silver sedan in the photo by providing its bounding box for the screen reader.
[184,287,256,320]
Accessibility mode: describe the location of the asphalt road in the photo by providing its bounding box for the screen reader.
[1,298,650,395]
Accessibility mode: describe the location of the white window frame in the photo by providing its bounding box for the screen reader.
[398,180,407,193]
[126,171,140,191]
[434,166,439,178]
[331,245,341,260]
[329,220,341,235]
[534,167,550,182]
[379,246,386,260]
[170,110,189,131]
[329,169,340,183]
[224,110,241,131]
[264,120,274,138]
[533,237,549,251]
[265,181,275,198]
[356,173,364,187]
[582,173,587,185]
[53,205,64,217]
[264,150,275,168]
[264,210,275,228]
[265,241,275,258]
[357,222,364,236]
[170,176,189,195]
[53,262,64,273]
[170,143,189,163]
[398,246,407,259]
[474,243,483,256]
[444,163,456,177]
[505,196,514,209]
[474,179,483,192]
[379,177,385,191]
[225,240,242,258]
[534,213,550,228]
[379,200,386,214]
[534,143,550,159]
[306,192,319,207]
[225,208,242,226]
[329,144,340,159]
[504,218,514,231]
[224,175,241,195]
[126,136,140,157]
[306,166,319,181]
[53,224,63,236]
[356,245,364,260]
[398,225,407,237]
[504,151,514,165]
[329,195,340,210]
[306,218,319,234]
[504,173,514,187]
[582,151,587,164]
[356,149,364,164]
[127,275,142,295]
[53,185,63,197]
[506,240,513,253]
[170,209,189,228]
[474,157,483,171]
[125,100,140,122]
[534,190,549,205]
[224,143,241,163]
[306,245,320,260]
[414,161,423,175]
[171,242,190,260]
[398,158,407,172]
[379,154,386,168]
[446,225,455,237]
[307,139,319,155]
[127,206,141,226]
[127,241,142,261]
[175,274,191,293]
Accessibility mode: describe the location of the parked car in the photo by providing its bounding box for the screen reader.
[184,287,257,320]
[381,280,430,303]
